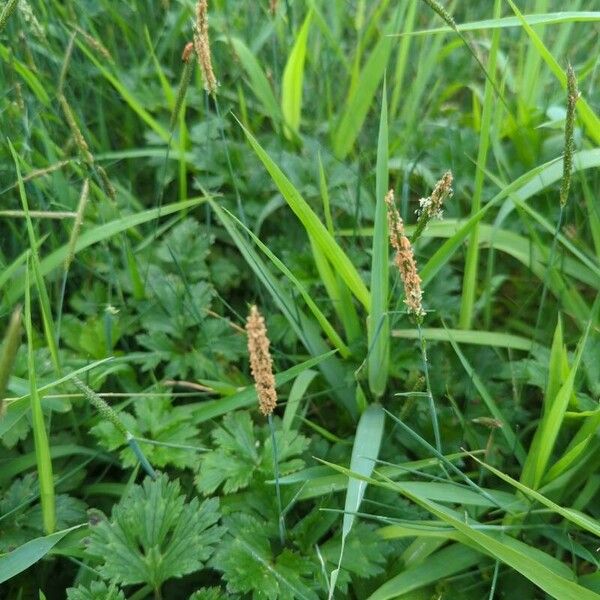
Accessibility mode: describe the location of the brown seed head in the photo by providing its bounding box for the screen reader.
[182,41,194,63]
[246,305,277,416]
[193,0,217,95]
[385,190,425,320]
[417,170,453,221]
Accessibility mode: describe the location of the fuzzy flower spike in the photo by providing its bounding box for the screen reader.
[386,190,426,321]
[246,305,277,416]
[193,0,217,95]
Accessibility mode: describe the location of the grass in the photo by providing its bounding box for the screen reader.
[0,1,599,599]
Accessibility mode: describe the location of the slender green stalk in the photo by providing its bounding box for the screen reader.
[269,413,285,545]
[56,178,90,344]
[417,322,442,455]
[25,264,55,534]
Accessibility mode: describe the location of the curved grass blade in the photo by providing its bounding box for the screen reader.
[281,10,312,138]
[238,120,370,310]
[368,82,389,397]
[328,404,385,598]
[0,525,84,584]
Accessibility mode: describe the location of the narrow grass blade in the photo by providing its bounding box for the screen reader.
[507,0,600,145]
[328,405,385,598]
[401,11,600,36]
[469,452,600,538]
[391,490,599,600]
[528,316,593,489]
[367,543,482,600]
[368,82,389,397]
[458,0,502,329]
[238,121,370,309]
[332,18,396,159]
[9,142,60,373]
[219,205,351,357]
[211,200,356,416]
[447,332,526,463]
[281,10,312,138]
[227,37,282,127]
[282,369,317,432]
[24,265,55,534]
[75,40,171,143]
[392,327,533,351]
[0,525,84,584]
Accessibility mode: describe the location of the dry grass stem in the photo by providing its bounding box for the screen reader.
[193,0,217,95]
[386,190,426,320]
[246,305,277,416]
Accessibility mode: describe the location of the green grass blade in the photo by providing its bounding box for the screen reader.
[367,544,482,600]
[392,327,533,351]
[332,18,396,159]
[530,317,593,488]
[281,10,312,138]
[219,205,351,358]
[239,121,370,309]
[521,317,565,487]
[447,331,526,463]
[328,404,385,597]
[0,306,22,416]
[9,142,60,374]
[401,11,600,36]
[282,369,318,432]
[391,489,599,600]
[368,82,389,397]
[24,265,55,534]
[507,0,600,145]
[470,453,600,538]
[187,353,337,424]
[0,525,83,584]
[227,37,282,127]
[458,0,502,329]
[75,40,171,143]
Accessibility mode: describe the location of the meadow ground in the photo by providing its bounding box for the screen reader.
[0,1,600,599]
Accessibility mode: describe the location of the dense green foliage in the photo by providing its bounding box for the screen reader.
[1,0,600,598]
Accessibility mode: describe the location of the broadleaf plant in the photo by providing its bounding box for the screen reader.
[86,475,224,595]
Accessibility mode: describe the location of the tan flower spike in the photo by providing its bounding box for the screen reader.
[385,190,426,320]
[246,305,277,416]
[193,0,217,95]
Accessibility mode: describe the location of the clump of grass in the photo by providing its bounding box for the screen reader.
[0,305,22,418]
[246,304,284,543]
[193,0,217,95]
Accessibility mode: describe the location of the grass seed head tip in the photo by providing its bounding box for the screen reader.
[246,305,277,416]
